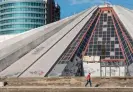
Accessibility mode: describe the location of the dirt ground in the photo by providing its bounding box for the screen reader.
[0,77,133,87]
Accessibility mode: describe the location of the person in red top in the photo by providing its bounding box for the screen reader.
[85,73,92,87]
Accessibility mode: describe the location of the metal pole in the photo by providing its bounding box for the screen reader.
[109,66,111,77]
[100,59,102,78]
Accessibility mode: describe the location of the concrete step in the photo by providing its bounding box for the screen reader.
[1,87,133,92]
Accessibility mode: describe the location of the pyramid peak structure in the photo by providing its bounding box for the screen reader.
[0,5,133,77]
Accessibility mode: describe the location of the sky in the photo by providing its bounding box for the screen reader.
[55,0,133,19]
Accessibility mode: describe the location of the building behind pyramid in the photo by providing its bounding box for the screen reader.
[0,5,133,77]
[0,0,60,34]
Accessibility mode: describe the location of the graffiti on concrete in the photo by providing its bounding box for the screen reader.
[5,72,21,77]
[32,47,45,54]
[84,67,100,74]
[102,67,125,76]
[29,70,44,76]
[83,63,101,76]
[88,68,100,74]
[110,69,117,76]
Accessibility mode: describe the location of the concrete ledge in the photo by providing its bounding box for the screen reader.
[0,87,133,92]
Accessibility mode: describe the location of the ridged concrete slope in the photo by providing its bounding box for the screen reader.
[0,9,86,73]
[0,6,97,77]
[20,6,98,77]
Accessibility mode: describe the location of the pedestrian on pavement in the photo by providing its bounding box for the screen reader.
[85,73,92,87]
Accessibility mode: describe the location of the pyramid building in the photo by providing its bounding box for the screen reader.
[0,5,133,77]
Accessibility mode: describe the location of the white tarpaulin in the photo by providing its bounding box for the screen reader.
[83,62,125,77]
[102,67,125,77]
[83,62,100,77]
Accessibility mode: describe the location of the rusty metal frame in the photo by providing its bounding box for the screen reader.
[82,7,126,62]
[110,10,126,62]
[82,10,102,56]
[112,10,133,53]
[69,9,101,59]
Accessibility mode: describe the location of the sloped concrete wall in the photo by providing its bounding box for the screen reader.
[0,13,80,72]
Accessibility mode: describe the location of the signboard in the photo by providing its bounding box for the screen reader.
[83,56,100,62]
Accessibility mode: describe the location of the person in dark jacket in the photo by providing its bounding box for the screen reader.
[85,73,92,87]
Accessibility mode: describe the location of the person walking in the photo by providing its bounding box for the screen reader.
[85,73,92,87]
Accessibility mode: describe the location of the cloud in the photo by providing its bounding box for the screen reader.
[70,0,103,5]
